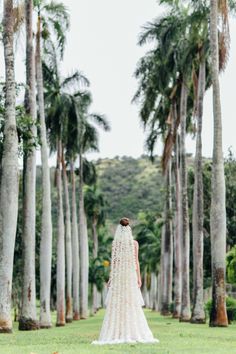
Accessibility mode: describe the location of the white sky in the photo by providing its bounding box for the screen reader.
[1,0,236,162]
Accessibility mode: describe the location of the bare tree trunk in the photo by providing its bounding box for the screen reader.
[191,59,206,324]
[19,0,38,331]
[36,12,53,329]
[79,153,89,319]
[142,270,150,308]
[173,134,182,319]
[102,285,108,308]
[154,274,159,311]
[56,140,65,327]
[61,152,73,323]
[157,272,161,311]
[209,0,228,327]
[179,80,191,322]
[150,272,158,311]
[97,291,102,309]
[160,160,173,315]
[92,218,98,315]
[70,162,80,320]
[0,0,19,333]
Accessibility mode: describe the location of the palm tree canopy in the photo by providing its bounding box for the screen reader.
[84,185,107,226]
[34,0,70,58]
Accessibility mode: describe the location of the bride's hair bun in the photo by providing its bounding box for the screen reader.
[119,217,130,226]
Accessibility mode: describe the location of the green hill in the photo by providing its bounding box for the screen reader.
[95,155,164,223]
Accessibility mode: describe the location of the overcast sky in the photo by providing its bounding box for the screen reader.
[2,0,236,162]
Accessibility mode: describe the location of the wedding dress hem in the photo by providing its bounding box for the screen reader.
[92,338,159,345]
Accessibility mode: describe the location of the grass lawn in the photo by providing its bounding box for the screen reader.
[0,310,235,354]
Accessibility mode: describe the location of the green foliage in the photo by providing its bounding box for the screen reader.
[226,246,236,284]
[17,113,40,156]
[89,258,110,292]
[134,0,213,168]
[35,0,70,59]
[84,185,106,226]
[88,226,112,291]
[0,83,39,158]
[76,159,97,186]
[96,156,164,223]
[225,150,236,247]
[134,211,162,273]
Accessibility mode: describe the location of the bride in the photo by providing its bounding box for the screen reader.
[92,217,159,345]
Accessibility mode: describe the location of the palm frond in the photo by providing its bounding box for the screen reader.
[43,0,70,57]
[82,122,99,153]
[88,113,110,132]
[61,71,90,90]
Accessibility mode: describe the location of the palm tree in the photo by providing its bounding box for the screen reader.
[77,102,110,319]
[19,0,39,331]
[173,131,182,318]
[61,150,73,323]
[0,0,19,333]
[160,159,173,315]
[134,212,162,311]
[161,0,232,326]
[55,137,65,326]
[35,0,69,328]
[134,9,190,320]
[134,45,176,317]
[135,4,214,321]
[209,0,228,327]
[182,2,210,324]
[65,94,92,321]
[191,56,206,324]
[84,185,106,314]
[64,101,82,320]
[179,77,191,322]
[70,161,80,320]
[44,48,89,324]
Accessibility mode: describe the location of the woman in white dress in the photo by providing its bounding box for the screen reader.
[92,217,159,345]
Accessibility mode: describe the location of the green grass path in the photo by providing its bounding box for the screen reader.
[0,310,235,354]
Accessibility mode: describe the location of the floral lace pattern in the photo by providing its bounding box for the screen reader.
[92,225,159,345]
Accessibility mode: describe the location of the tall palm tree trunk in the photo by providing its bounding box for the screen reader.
[0,0,19,333]
[92,218,98,315]
[142,269,150,308]
[157,272,161,310]
[79,153,89,319]
[160,159,173,315]
[150,272,158,311]
[209,0,228,327]
[36,12,53,329]
[179,80,191,322]
[191,59,206,324]
[173,133,182,319]
[70,162,80,320]
[56,140,65,326]
[19,0,38,331]
[61,151,73,323]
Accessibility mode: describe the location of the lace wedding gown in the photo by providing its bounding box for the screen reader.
[92,225,159,345]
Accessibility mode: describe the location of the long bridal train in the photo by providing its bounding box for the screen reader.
[92,224,159,345]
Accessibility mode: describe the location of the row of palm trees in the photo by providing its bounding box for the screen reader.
[134,0,233,326]
[0,0,110,333]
